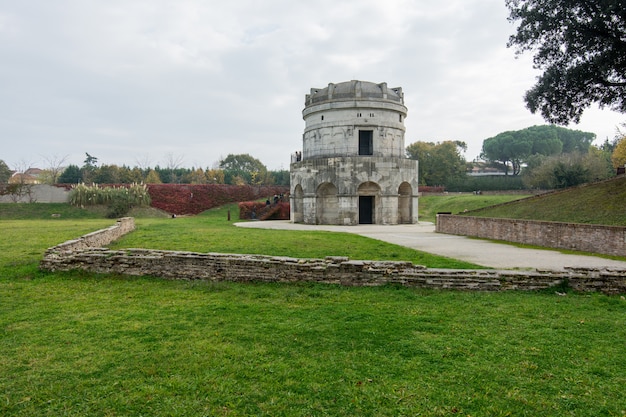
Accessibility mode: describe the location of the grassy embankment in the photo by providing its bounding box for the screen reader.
[460,175,626,226]
[418,194,529,223]
[2,200,626,416]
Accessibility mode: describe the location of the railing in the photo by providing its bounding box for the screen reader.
[291,147,407,162]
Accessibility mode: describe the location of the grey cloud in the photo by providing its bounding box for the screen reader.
[0,0,622,170]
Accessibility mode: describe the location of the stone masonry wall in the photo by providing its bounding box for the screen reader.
[0,184,70,203]
[436,215,626,257]
[50,217,135,253]
[40,218,626,294]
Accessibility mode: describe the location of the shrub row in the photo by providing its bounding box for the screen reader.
[69,183,152,218]
[446,176,525,192]
[417,185,445,193]
[147,184,289,215]
[69,183,151,207]
[238,201,290,220]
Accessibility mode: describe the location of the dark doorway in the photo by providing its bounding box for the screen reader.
[358,130,373,155]
[359,196,374,224]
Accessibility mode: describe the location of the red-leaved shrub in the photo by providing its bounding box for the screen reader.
[238,201,290,220]
[147,184,289,215]
[418,185,446,193]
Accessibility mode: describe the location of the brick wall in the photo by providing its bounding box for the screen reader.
[39,218,626,294]
[436,215,626,257]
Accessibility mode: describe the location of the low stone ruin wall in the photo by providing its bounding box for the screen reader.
[50,217,135,253]
[436,214,626,257]
[40,248,626,294]
[39,218,626,294]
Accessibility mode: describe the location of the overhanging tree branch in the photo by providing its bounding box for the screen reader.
[506,0,626,124]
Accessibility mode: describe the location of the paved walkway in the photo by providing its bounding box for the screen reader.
[234,221,626,270]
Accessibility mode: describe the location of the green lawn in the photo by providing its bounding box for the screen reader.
[108,205,479,269]
[2,202,626,416]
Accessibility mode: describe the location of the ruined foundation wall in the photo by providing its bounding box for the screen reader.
[40,218,626,294]
[50,217,135,253]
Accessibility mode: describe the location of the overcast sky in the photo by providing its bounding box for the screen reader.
[1,0,624,171]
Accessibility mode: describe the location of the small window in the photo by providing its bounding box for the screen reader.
[399,115,402,122]
[357,113,362,117]
[321,115,324,121]
[359,130,374,156]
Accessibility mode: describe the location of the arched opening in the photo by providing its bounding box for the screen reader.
[357,182,381,224]
[293,184,304,223]
[316,182,339,224]
[398,182,412,224]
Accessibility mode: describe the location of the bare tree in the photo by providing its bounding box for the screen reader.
[135,153,153,171]
[42,154,69,184]
[162,153,185,183]
[8,160,37,203]
[163,152,185,170]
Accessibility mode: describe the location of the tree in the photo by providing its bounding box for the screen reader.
[481,132,533,175]
[42,154,69,184]
[162,153,185,183]
[219,154,267,185]
[611,134,626,169]
[81,153,98,183]
[92,164,121,184]
[189,168,208,184]
[555,126,595,153]
[406,140,468,186]
[83,153,98,168]
[506,0,626,124]
[6,160,36,202]
[118,166,145,184]
[481,125,591,175]
[522,150,612,189]
[144,169,162,184]
[58,164,82,184]
[0,160,11,183]
[135,154,153,171]
[269,170,290,186]
[206,169,225,184]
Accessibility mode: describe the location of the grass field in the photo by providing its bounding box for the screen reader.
[2,201,626,416]
[107,205,480,269]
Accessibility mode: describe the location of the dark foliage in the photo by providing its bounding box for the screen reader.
[507,0,626,123]
[446,176,526,192]
[57,164,82,184]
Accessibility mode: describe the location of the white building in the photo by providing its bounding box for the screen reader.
[290,80,419,225]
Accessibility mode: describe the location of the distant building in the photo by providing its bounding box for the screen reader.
[468,163,508,176]
[24,167,44,177]
[290,80,419,225]
[8,172,39,184]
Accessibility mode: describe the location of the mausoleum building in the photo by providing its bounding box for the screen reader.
[290,80,419,225]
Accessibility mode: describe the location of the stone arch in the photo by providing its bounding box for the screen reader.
[357,181,381,224]
[398,182,412,224]
[316,182,339,224]
[292,184,304,223]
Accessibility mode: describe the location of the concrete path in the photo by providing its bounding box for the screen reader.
[234,221,626,270]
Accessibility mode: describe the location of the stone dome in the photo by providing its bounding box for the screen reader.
[305,80,403,106]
